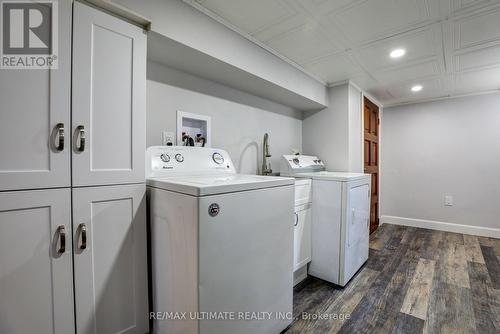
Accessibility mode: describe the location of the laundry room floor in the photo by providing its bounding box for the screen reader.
[284,224,500,334]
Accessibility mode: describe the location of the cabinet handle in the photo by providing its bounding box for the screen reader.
[77,125,85,152]
[79,223,87,250]
[57,225,66,254]
[56,123,64,151]
[294,212,299,226]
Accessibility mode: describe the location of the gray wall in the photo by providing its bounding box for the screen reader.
[302,83,364,172]
[381,93,500,230]
[147,62,302,174]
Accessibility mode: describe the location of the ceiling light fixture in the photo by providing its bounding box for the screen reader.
[390,48,406,58]
[411,85,423,92]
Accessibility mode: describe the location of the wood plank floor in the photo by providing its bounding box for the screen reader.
[284,224,500,334]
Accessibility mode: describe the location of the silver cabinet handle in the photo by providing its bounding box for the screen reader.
[76,125,85,152]
[79,223,87,250]
[56,123,64,151]
[294,212,299,226]
[57,225,66,254]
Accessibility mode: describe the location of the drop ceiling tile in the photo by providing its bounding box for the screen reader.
[453,7,500,49]
[252,13,310,41]
[454,43,500,71]
[304,53,364,83]
[367,87,395,102]
[329,0,437,45]
[297,0,358,14]
[451,0,500,14]
[386,76,452,101]
[352,26,440,71]
[195,0,297,34]
[265,23,342,65]
[350,73,381,91]
[374,59,442,85]
[455,67,500,93]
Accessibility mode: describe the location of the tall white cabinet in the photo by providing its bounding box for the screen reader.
[0,2,148,334]
[0,0,72,191]
[72,2,146,187]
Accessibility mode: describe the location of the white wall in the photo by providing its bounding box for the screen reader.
[302,83,363,172]
[147,62,302,174]
[381,93,500,233]
[111,0,327,106]
[348,85,363,172]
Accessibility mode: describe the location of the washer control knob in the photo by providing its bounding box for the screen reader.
[293,158,300,165]
[212,152,224,165]
[160,154,170,163]
[175,154,184,162]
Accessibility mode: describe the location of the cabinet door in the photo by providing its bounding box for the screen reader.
[293,204,312,271]
[72,2,146,187]
[0,189,74,334]
[0,0,71,191]
[344,183,370,283]
[73,184,148,334]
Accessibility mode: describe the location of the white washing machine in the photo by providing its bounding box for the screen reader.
[281,155,371,286]
[146,146,295,334]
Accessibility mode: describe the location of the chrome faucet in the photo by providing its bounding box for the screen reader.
[262,133,272,175]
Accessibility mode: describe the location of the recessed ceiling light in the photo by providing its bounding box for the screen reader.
[411,85,423,92]
[390,48,406,58]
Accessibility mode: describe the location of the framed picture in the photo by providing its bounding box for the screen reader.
[176,111,211,147]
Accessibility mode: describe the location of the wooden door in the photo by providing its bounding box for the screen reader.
[72,2,146,187]
[0,189,74,334]
[0,0,72,191]
[364,97,379,234]
[72,184,148,334]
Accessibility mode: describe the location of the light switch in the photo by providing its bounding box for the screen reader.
[444,195,453,206]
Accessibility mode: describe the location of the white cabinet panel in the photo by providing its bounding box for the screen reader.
[0,0,71,191]
[73,184,148,334]
[72,2,146,187]
[293,204,312,271]
[0,189,74,334]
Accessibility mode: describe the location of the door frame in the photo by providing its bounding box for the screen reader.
[361,94,383,233]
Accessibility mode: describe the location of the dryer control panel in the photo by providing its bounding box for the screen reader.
[280,155,325,176]
[146,146,236,178]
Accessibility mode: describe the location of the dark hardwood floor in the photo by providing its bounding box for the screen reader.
[284,224,500,334]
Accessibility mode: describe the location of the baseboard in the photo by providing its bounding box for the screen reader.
[380,215,500,239]
[293,265,308,287]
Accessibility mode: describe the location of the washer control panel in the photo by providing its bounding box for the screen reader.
[146,146,236,178]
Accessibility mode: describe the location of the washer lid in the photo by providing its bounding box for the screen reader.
[147,174,294,196]
[292,171,370,181]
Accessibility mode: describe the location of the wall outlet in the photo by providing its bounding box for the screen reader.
[444,195,453,206]
[162,131,175,146]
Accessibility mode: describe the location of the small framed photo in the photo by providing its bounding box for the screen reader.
[177,111,211,147]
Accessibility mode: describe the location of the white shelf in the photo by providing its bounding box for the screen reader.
[147,32,327,112]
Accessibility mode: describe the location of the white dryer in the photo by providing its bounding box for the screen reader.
[147,146,295,334]
[281,155,371,286]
